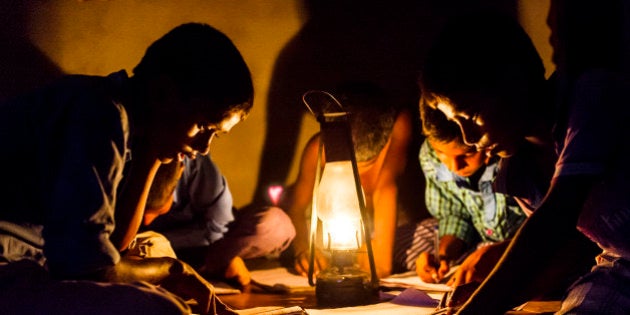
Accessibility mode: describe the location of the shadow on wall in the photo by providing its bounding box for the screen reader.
[253,0,518,221]
[0,1,64,103]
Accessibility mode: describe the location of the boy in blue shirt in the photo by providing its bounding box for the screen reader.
[141,154,295,287]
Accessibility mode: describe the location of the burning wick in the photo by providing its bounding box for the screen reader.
[267,185,283,206]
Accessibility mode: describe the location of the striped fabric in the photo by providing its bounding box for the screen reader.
[394,218,437,272]
[393,218,497,272]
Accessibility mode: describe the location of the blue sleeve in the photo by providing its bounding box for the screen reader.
[186,155,234,243]
[159,155,234,248]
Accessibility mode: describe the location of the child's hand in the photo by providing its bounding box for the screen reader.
[416,251,450,283]
[160,259,237,315]
[292,247,327,277]
[223,256,251,287]
[446,243,504,288]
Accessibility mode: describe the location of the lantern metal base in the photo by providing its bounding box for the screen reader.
[315,273,378,307]
[315,251,379,307]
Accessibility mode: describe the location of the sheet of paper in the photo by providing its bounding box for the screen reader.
[305,301,438,315]
[379,271,453,292]
[235,306,308,315]
[211,281,242,295]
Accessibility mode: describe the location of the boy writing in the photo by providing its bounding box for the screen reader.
[416,103,527,286]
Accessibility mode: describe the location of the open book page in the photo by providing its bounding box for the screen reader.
[235,306,308,315]
[235,303,440,315]
[305,301,439,315]
[379,270,456,293]
[211,281,242,295]
[248,267,453,294]
[249,267,315,293]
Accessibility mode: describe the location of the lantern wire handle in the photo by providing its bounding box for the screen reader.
[302,90,345,118]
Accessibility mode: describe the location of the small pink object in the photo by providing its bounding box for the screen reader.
[486,229,493,236]
[268,185,283,205]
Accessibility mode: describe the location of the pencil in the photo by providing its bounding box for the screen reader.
[432,224,440,282]
[434,224,440,263]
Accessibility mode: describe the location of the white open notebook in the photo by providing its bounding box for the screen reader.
[249,267,314,293]
[379,270,456,293]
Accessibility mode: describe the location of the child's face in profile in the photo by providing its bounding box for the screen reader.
[429,138,489,178]
[155,98,243,164]
[183,109,242,158]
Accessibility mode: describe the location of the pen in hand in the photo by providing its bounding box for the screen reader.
[432,224,440,282]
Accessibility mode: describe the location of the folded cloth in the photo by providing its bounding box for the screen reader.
[126,230,177,259]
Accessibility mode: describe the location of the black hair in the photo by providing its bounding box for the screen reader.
[418,11,546,115]
[133,23,254,118]
[333,81,397,162]
[420,99,461,144]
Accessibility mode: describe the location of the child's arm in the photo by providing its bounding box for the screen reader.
[370,109,413,277]
[94,256,235,315]
[284,134,328,276]
[111,150,162,250]
[416,234,468,283]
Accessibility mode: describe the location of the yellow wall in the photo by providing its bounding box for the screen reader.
[21,0,307,207]
[519,0,555,78]
[8,0,553,208]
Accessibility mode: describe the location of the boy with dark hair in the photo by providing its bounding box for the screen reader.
[0,22,252,314]
[419,5,620,313]
[415,103,527,286]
